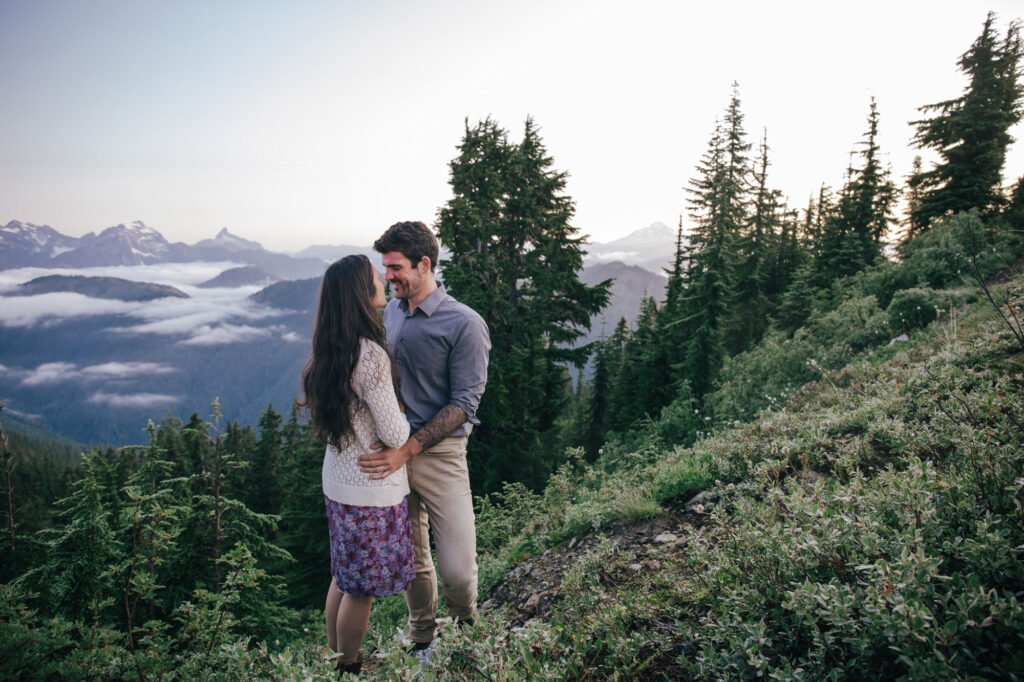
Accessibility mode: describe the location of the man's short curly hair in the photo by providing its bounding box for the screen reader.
[373,221,439,272]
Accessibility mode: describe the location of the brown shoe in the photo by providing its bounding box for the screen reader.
[331,652,362,677]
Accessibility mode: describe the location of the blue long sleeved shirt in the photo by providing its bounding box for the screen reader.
[383,282,490,437]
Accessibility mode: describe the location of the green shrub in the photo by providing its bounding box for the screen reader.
[808,294,891,355]
[707,330,818,423]
[687,458,1024,680]
[886,287,941,333]
[652,450,712,504]
[839,260,918,309]
[899,210,1021,289]
[652,385,702,448]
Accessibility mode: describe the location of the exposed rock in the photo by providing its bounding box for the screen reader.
[483,515,696,627]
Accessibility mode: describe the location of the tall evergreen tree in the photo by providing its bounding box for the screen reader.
[594,317,630,441]
[764,207,805,307]
[817,99,897,281]
[680,83,750,398]
[727,129,777,353]
[0,410,17,579]
[608,295,660,432]
[247,404,283,516]
[908,13,1023,234]
[656,218,693,399]
[849,98,897,264]
[277,402,330,608]
[437,117,610,492]
[583,339,612,460]
[901,155,925,244]
[36,450,119,622]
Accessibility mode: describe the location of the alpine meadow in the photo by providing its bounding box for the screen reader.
[4,11,1024,681]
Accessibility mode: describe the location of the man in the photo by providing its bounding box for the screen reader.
[357,220,490,650]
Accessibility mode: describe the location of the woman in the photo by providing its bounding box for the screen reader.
[302,254,413,675]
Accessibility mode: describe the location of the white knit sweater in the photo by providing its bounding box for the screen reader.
[321,338,411,507]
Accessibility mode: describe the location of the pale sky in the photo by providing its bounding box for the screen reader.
[2,0,1023,252]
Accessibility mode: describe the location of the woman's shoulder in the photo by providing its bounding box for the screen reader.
[359,337,387,355]
[357,337,391,367]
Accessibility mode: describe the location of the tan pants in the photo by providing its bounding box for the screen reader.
[404,436,478,643]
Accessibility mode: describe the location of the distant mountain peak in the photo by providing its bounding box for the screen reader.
[632,221,673,236]
[584,221,680,275]
[0,220,81,266]
[196,227,264,252]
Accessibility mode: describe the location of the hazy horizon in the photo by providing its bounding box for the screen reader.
[3,1,1023,252]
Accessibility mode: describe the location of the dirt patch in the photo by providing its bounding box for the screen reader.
[482,511,702,627]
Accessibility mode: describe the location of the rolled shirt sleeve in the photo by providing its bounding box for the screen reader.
[447,313,490,425]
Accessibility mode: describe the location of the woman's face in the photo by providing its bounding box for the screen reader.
[370,267,387,308]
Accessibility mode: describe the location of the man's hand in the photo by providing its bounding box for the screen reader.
[357,440,419,480]
[357,405,466,480]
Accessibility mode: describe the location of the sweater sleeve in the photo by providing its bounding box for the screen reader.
[355,340,410,449]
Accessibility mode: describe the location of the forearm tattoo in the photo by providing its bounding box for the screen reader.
[413,404,467,452]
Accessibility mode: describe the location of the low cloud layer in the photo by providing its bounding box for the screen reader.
[86,392,181,408]
[1,361,179,386]
[0,263,288,346]
[0,262,242,292]
[0,292,139,326]
[178,324,271,346]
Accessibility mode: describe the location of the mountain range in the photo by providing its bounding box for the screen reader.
[0,221,333,279]
[0,219,677,445]
[2,219,679,276]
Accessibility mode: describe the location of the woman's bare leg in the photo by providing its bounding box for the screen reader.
[335,593,373,663]
[325,578,343,653]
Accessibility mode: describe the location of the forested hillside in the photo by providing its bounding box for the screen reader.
[1,12,1022,680]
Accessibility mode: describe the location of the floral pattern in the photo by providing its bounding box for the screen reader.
[326,495,414,596]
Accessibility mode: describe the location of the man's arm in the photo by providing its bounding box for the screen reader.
[357,404,466,480]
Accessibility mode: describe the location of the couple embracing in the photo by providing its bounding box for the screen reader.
[301,221,490,674]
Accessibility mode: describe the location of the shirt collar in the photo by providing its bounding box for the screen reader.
[399,280,447,317]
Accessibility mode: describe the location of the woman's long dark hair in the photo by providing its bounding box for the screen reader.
[301,254,397,449]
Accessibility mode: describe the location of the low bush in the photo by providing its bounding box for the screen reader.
[886,287,941,332]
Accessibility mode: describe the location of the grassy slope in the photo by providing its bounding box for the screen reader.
[330,269,1023,680]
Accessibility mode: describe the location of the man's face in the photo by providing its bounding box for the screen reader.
[381,251,428,301]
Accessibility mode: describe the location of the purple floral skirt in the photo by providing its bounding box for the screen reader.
[325,495,415,597]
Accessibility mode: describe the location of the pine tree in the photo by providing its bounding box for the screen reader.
[248,404,283,516]
[849,98,897,264]
[437,117,611,492]
[0,409,17,579]
[1005,174,1024,230]
[656,218,693,400]
[908,13,1023,234]
[169,401,293,641]
[583,339,612,460]
[680,84,750,399]
[900,155,925,245]
[609,295,660,431]
[36,450,119,622]
[277,402,330,608]
[764,207,805,307]
[107,425,183,673]
[727,129,777,353]
[776,260,817,333]
[817,99,897,281]
[596,318,630,440]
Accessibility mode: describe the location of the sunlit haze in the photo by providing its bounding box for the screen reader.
[2,0,1022,252]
